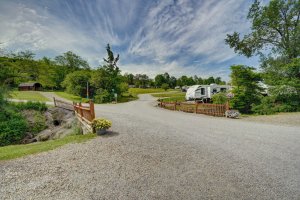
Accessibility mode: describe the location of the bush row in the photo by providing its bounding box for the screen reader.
[0,101,48,146]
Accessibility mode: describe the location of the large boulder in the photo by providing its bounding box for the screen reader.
[225,110,240,119]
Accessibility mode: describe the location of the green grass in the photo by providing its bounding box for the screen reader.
[117,88,177,103]
[118,92,138,103]
[55,92,89,103]
[0,134,96,161]
[128,88,177,96]
[128,88,165,95]
[152,91,186,102]
[11,91,49,102]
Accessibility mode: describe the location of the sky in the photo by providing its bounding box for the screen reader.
[0,0,262,80]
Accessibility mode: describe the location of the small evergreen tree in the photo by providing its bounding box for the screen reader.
[230,65,262,113]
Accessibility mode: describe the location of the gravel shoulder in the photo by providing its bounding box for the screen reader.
[241,112,300,127]
[1,94,299,200]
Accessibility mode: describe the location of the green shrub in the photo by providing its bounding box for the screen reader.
[251,96,278,115]
[118,82,129,93]
[94,89,112,103]
[14,101,48,111]
[212,93,227,104]
[161,83,169,91]
[30,112,47,134]
[252,96,299,115]
[0,112,27,146]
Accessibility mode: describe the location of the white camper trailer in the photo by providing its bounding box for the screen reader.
[185,84,231,101]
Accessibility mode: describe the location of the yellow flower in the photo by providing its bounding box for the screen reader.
[92,118,112,129]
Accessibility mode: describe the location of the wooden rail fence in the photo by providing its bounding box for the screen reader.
[158,101,229,117]
[53,97,74,111]
[73,100,95,133]
[53,97,96,133]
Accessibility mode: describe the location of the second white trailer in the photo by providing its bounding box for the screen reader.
[185,84,231,101]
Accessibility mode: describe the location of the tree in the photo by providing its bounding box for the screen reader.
[226,0,300,114]
[14,50,35,60]
[90,44,122,103]
[61,70,91,97]
[230,65,262,113]
[205,76,215,85]
[225,0,300,59]
[9,51,40,81]
[154,74,166,87]
[37,58,57,89]
[55,51,90,71]
[123,73,134,85]
[134,74,150,88]
[161,83,169,91]
[169,76,177,88]
[215,77,226,85]
[176,76,195,86]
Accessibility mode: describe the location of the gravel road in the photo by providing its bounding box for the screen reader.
[1,94,299,199]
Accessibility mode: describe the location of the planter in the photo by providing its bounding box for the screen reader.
[96,128,107,135]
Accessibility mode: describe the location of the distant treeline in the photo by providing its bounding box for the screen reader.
[0,45,226,103]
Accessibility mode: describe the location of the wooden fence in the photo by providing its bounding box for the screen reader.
[158,101,229,117]
[73,100,95,133]
[53,97,74,111]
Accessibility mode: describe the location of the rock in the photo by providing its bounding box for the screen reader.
[225,110,240,119]
[36,129,53,141]
[25,107,82,143]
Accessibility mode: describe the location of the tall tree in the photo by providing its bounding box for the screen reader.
[225,0,300,59]
[55,51,90,71]
[91,44,122,102]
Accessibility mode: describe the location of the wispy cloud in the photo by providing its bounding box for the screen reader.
[0,0,259,80]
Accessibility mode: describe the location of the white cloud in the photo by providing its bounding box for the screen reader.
[129,0,251,65]
[0,0,258,80]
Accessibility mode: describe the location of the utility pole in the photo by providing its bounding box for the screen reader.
[87,81,89,99]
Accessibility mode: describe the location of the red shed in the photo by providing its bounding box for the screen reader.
[18,82,42,91]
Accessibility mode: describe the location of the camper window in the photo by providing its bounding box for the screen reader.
[212,89,217,93]
[201,88,205,95]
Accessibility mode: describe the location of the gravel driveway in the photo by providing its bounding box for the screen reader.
[1,94,299,199]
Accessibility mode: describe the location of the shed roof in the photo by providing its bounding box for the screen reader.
[19,82,41,87]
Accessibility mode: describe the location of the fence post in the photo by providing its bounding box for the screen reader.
[79,102,83,119]
[225,100,230,111]
[90,100,95,120]
[195,102,198,113]
[174,101,177,110]
[53,97,56,107]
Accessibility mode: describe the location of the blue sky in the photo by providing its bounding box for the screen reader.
[0,0,262,80]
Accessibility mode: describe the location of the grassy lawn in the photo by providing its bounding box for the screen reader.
[118,88,176,103]
[128,88,177,97]
[118,92,138,103]
[55,89,178,103]
[128,88,166,95]
[55,91,89,103]
[152,91,186,102]
[11,91,49,102]
[0,134,96,161]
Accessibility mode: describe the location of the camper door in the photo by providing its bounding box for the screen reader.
[195,87,206,99]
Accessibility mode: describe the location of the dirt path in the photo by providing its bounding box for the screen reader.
[1,94,299,199]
